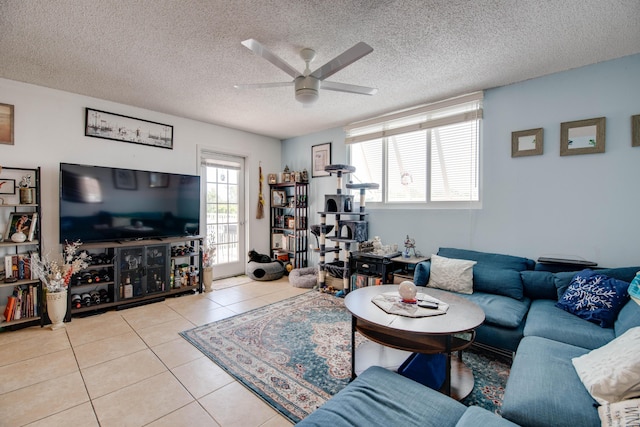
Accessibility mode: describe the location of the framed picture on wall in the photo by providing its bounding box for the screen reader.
[560,117,606,156]
[632,114,640,147]
[0,103,14,145]
[511,128,543,157]
[85,108,173,149]
[312,142,331,177]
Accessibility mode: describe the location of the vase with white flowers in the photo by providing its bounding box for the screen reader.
[201,238,216,292]
[32,241,91,329]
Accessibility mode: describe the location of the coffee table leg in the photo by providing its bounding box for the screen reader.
[351,315,356,381]
[444,335,452,396]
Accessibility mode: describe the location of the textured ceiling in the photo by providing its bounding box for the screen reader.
[1,0,639,140]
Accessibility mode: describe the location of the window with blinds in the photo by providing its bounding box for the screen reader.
[346,92,482,206]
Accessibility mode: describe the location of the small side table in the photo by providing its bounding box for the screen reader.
[390,255,430,283]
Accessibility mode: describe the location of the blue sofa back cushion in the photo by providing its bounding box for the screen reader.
[521,270,558,300]
[555,266,640,299]
[437,247,536,271]
[615,298,640,336]
[472,265,524,300]
[556,269,630,328]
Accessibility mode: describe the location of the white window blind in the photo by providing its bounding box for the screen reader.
[346,92,482,205]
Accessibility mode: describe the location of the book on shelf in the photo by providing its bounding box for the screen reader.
[350,273,382,291]
[3,253,36,280]
[3,285,39,322]
[3,296,16,322]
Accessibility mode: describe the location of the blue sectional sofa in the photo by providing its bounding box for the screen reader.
[297,365,518,427]
[296,247,640,427]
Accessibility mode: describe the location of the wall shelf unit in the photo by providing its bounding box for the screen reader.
[269,182,308,268]
[0,166,42,330]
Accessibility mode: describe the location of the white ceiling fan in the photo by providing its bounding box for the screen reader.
[234,39,378,105]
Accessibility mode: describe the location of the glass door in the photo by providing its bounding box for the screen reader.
[201,152,246,278]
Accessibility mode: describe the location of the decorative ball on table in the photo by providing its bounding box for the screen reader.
[398,281,417,303]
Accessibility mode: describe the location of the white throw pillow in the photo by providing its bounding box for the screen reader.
[427,254,476,294]
[598,398,640,427]
[572,327,640,405]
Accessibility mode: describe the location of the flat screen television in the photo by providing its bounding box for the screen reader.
[59,163,200,243]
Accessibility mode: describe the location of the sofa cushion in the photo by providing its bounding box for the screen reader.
[572,327,640,405]
[427,254,476,294]
[556,269,630,328]
[555,267,640,299]
[459,292,530,329]
[521,270,558,300]
[456,406,520,427]
[502,336,598,427]
[524,299,615,349]
[615,299,640,336]
[296,365,466,427]
[473,265,524,300]
[413,260,431,286]
[437,247,535,271]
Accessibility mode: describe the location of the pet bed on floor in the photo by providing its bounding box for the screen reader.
[289,267,318,288]
[247,260,284,281]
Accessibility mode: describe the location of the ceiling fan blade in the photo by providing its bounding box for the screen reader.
[234,82,293,90]
[310,42,373,81]
[241,39,301,79]
[321,81,378,96]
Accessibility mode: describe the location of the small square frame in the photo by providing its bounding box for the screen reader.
[632,114,640,147]
[267,173,277,184]
[0,178,16,195]
[511,128,543,157]
[312,142,332,177]
[5,212,38,241]
[0,103,14,145]
[560,117,606,156]
[271,190,287,207]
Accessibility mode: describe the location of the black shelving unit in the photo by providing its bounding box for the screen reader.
[269,182,308,268]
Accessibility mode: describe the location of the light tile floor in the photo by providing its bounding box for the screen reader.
[0,276,308,426]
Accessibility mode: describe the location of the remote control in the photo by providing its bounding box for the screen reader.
[417,301,438,309]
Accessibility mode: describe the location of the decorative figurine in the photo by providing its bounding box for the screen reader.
[403,235,416,258]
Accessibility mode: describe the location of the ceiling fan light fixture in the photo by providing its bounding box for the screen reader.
[295,76,319,104]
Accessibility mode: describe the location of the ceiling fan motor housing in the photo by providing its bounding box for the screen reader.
[295,76,319,104]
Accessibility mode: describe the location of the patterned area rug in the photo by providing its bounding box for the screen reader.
[180,291,511,423]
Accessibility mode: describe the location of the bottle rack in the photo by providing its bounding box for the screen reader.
[68,236,202,316]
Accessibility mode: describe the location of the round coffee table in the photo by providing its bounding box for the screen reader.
[344,284,485,400]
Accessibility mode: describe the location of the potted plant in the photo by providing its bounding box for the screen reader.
[201,236,216,292]
[32,241,90,329]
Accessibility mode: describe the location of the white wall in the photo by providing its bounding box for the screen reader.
[0,78,282,259]
[282,54,640,268]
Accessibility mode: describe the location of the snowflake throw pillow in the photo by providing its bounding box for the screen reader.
[556,269,630,328]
